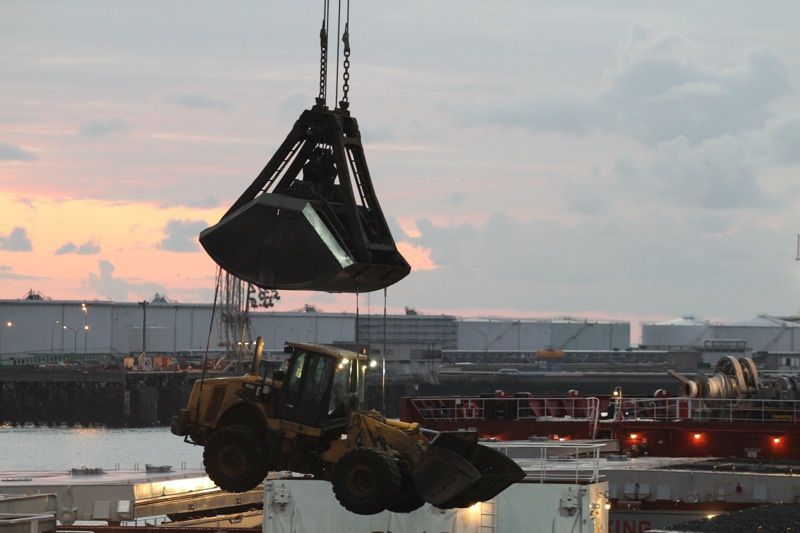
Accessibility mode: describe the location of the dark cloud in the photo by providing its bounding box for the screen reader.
[55,242,76,255]
[78,117,128,137]
[395,211,791,317]
[55,240,100,255]
[88,261,128,301]
[447,192,465,206]
[609,44,790,146]
[165,93,231,110]
[0,141,36,161]
[0,227,33,251]
[386,217,408,241]
[613,135,770,209]
[86,260,164,301]
[768,118,800,165]
[467,26,791,147]
[0,264,40,280]
[157,219,207,252]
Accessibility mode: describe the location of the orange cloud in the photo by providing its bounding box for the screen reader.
[396,241,438,271]
[0,191,223,300]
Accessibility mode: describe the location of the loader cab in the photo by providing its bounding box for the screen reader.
[276,343,361,428]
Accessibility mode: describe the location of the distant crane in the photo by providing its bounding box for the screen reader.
[216,268,279,371]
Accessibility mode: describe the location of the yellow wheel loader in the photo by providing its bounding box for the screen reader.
[172,337,524,515]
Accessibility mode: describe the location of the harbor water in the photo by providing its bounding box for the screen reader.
[0,426,203,471]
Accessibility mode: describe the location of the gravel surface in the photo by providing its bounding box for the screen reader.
[664,503,800,532]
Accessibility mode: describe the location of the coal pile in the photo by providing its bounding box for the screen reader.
[667,503,800,532]
[665,458,800,475]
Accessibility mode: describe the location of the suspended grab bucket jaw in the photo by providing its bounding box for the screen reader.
[203,195,344,292]
[411,432,525,509]
[200,107,410,293]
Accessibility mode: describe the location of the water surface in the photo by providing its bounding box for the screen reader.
[0,427,203,471]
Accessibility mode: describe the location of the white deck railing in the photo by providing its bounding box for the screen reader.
[491,441,605,484]
[616,396,800,424]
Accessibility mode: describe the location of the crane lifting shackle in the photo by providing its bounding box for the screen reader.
[200,1,410,293]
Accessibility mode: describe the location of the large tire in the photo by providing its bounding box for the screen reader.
[203,424,268,492]
[386,468,425,513]
[332,448,402,515]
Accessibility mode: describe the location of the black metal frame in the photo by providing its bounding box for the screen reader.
[201,105,409,293]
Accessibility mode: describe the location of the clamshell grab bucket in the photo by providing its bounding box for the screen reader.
[200,194,409,293]
[411,432,526,509]
[200,106,410,293]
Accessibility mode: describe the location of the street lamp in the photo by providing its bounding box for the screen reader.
[0,320,12,355]
[50,320,61,353]
[81,303,89,352]
[63,324,78,353]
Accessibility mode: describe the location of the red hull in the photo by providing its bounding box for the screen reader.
[401,394,800,460]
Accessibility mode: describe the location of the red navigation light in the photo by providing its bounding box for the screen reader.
[629,433,638,440]
[772,436,782,445]
[693,433,703,441]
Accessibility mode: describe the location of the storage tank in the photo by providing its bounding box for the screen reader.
[457,317,629,351]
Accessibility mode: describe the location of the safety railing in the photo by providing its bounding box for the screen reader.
[406,396,601,436]
[408,396,599,421]
[615,396,800,424]
[492,441,604,484]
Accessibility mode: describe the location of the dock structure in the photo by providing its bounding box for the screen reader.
[0,468,261,527]
[0,369,205,427]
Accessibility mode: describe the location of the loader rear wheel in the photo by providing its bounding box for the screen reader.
[204,424,267,492]
[386,468,424,513]
[332,448,401,515]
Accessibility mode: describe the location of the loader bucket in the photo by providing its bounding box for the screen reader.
[199,193,410,293]
[412,433,525,509]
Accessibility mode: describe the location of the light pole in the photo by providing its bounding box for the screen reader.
[63,325,78,353]
[50,320,61,353]
[0,321,12,354]
[81,303,89,352]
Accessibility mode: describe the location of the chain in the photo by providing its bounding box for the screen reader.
[340,22,351,107]
[317,0,330,105]
[318,20,328,103]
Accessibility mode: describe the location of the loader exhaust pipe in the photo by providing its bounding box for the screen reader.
[249,337,264,376]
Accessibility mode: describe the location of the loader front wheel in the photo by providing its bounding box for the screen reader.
[204,424,267,492]
[332,448,401,515]
[386,468,425,513]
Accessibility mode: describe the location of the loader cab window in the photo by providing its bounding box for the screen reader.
[328,362,350,420]
[277,349,336,427]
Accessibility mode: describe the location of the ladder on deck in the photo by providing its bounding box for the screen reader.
[480,499,497,532]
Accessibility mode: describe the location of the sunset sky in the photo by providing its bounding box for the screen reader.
[2,1,800,326]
